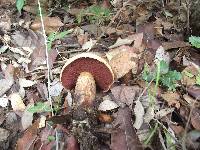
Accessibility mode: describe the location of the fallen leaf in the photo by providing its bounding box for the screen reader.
[39,115,46,128]
[109,33,143,50]
[49,79,63,97]
[19,78,36,88]
[9,93,26,111]
[181,65,199,86]
[0,64,14,96]
[66,135,80,150]
[162,41,190,50]
[0,128,9,142]
[81,24,102,37]
[109,37,134,49]
[111,85,141,108]
[161,92,181,108]
[144,106,155,123]
[183,94,200,107]
[0,108,6,126]
[133,100,144,129]
[16,120,39,150]
[30,17,64,34]
[98,95,119,111]
[112,107,143,150]
[82,39,97,51]
[29,32,58,70]
[186,130,200,149]
[187,85,200,100]
[21,105,34,130]
[169,124,184,135]
[155,108,174,119]
[108,46,138,78]
[191,108,200,130]
[0,96,9,107]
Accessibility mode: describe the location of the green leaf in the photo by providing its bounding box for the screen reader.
[160,70,182,91]
[159,60,169,74]
[142,64,155,82]
[164,130,176,150]
[16,0,25,14]
[48,135,55,142]
[189,36,200,48]
[27,102,52,113]
[47,30,72,50]
[196,74,200,85]
[76,5,110,25]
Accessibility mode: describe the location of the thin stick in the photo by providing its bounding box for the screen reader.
[37,0,54,116]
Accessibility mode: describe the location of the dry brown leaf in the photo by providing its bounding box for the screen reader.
[181,65,199,86]
[0,64,14,96]
[183,94,200,107]
[30,17,64,34]
[191,108,200,130]
[187,85,200,100]
[16,120,39,150]
[108,46,138,78]
[162,41,190,50]
[133,100,144,129]
[29,33,58,71]
[111,85,141,108]
[21,105,33,130]
[112,107,143,150]
[161,92,181,109]
[0,128,9,142]
[169,124,184,135]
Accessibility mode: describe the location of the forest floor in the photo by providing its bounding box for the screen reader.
[0,0,200,150]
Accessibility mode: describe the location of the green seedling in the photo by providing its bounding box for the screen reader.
[189,36,200,48]
[27,102,52,113]
[48,135,55,142]
[142,60,182,91]
[47,29,73,50]
[16,0,25,14]
[77,5,111,25]
[164,130,176,150]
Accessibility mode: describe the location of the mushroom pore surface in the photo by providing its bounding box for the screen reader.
[61,57,113,91]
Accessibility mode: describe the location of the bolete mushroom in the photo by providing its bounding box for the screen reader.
[60,52,114,107]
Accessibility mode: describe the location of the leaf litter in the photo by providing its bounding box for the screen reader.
[1,0,200,149]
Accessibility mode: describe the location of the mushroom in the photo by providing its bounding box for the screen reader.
[60,52,114,107]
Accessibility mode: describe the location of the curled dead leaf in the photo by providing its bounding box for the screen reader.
[108,46,138,78]
[30,17,64,34]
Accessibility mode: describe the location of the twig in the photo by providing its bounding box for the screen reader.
[37,0,54,116]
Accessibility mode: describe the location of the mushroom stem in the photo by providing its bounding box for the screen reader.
[74,72,96,106]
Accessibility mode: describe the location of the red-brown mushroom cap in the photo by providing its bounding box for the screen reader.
[60,53,114,92]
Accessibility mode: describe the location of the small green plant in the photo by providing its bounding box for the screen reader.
[27,102,52,113]
[47,135,55,142]
[189,36,200,48]
[47,29,73,50]
[77,5,111,25]
[142,60,182,91]
[16,0,25,14]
